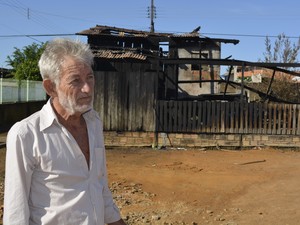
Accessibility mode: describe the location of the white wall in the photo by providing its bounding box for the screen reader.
[0,78,46,103]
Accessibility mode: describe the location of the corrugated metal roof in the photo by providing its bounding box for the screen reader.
[93,49,147,60]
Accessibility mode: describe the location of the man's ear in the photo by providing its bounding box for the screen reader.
[43,79,57,97]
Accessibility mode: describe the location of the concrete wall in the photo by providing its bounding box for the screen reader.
[177,44,221,96]
[0,78,46,103]
[0,101,46,132]
[104,131,300,149]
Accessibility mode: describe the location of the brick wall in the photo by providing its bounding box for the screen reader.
[103,131,300,148]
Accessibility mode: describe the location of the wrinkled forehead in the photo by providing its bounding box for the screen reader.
[60,56,92,75]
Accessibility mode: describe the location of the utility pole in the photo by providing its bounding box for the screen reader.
[149,0,156,33]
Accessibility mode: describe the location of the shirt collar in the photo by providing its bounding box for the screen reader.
[39,99,100,132]
[39,99,58,132]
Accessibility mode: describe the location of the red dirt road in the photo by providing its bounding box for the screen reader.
[106,147,300,224]
[1,139,300,224]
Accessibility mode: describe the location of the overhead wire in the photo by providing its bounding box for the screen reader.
[200,32,300,39]
[0,0,299,41]
[0,0,26,17]
[1,0,65,33]
[0,34,76,38]
[0,32,299,41]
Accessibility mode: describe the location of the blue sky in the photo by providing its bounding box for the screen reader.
[1,0,300,69]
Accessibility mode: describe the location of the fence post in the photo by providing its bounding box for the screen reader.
[26,79,30,101]
[0,78,2,104]
[240,62,245,134]
[17,80,21,102]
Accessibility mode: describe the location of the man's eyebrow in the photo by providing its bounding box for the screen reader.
[66,74,80,80]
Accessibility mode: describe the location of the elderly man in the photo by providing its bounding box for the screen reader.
[4,38,126,225]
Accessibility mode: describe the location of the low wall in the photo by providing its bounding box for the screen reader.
[0,101,46,132]
[104,131,300,148]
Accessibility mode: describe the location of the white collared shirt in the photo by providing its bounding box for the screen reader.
[4,100,121,225]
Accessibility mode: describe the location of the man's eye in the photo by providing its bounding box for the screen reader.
[70,79,80,84]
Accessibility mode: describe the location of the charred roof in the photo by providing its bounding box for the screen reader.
[77,25,239,45]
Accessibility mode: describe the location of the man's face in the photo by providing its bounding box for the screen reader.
[56,57,95,115]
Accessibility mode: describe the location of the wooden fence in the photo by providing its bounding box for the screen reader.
[94,70,157,131]
[156,100,300,135]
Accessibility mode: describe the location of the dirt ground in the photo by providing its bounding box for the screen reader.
[106,147,300,225]
[1,133,300,224]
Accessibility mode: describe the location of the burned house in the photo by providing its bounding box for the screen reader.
[77,25,239,132]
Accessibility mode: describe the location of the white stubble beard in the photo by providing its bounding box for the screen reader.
[57,89,94,115]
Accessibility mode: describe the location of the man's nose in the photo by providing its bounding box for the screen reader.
[81,81,92,93]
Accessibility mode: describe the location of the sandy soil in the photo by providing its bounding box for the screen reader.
[106,147,300,225]
[1,140,300,224]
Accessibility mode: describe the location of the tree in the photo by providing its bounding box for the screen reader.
[262,33,300,63]
[256,33,300,103]
[6,42,46,81]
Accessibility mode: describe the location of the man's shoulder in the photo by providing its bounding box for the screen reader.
[8,110,42,138]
